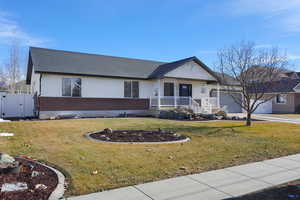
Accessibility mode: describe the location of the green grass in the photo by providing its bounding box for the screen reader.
[1,118,300,196]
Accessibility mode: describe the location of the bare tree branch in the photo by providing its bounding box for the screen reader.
[217,41,288,126]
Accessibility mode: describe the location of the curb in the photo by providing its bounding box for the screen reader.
[16,158,66,200]
[43,163,65,200]
[85,133,190,145]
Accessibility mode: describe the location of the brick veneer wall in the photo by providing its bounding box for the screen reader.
[38,97,150,111]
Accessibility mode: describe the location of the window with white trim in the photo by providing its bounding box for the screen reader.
[62,78,81,97]
[275,94,287,104]
[124,81,139,98]
[164,82,174,96]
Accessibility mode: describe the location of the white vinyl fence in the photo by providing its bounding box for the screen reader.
[0,93,36,118]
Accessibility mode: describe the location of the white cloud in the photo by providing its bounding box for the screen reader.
[0,11,49,46]
[227,0,300,32]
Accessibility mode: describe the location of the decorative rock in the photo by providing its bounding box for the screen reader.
[91,170,98,175]
[103,128,113,134]
[0,153,15,163]
[35,184,47,190]
[168,155,174,160]
[215,116,223,120]
[179,166,187,171]
[173,133,181,137]
[31,171,41,178]
[0,153,21,174]
[1,182,28,192]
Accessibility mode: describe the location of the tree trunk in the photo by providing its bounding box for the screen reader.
[246,112,252,126]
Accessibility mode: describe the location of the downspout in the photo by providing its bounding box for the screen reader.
[157,79,161,110]
[217,83,220,109]
[37,73,42,118]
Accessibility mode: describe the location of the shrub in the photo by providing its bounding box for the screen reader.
[215,110,227,118]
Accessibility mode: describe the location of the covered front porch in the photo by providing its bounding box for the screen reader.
[149,78,220,114]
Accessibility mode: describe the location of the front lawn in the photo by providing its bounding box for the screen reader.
[1,118,300,196]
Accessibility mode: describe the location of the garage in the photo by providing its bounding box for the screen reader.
[251,100,272,114]
[211,91,243,113]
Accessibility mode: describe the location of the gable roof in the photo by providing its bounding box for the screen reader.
[148,56,219,82]
[26,47,219,84]
[248,79,300,94]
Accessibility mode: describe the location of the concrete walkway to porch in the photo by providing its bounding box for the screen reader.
[68,153,300,200]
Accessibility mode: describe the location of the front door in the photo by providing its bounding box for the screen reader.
[179,84,192,97]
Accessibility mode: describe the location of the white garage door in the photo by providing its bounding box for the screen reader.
[211,91,242,113]
[252,100,272,114]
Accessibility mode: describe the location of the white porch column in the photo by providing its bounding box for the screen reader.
[217,83,220,108]
[157,79,161,110]
[174,79,177,108]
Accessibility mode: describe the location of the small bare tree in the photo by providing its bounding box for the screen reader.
[6,41,22,93]
[217,41,288,126]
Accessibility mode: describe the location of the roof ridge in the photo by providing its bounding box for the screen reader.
[29,46,166,64]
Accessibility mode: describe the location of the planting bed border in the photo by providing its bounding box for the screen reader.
[4,158,66,200]
[86,132,190,145]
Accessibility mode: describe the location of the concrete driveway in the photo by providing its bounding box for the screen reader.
[252,114,300,124]
[229,113,300,124]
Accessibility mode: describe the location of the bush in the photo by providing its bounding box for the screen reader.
[159,107,193,120]
[215,110,227,118]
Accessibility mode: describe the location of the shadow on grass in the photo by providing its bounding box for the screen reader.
[141,124,247,137]
[224,182,300,200]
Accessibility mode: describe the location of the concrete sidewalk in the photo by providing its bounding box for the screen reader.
[69,154,300,200]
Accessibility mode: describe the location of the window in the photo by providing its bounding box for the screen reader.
[164,82,174,96]
[276,94,286,104]
[124,81,139,98]
[62,78,81,97]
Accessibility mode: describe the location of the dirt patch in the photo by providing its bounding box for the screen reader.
[0,158,58,200]
[89,129,189,143]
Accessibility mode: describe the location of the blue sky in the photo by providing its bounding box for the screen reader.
[0,0,300,73]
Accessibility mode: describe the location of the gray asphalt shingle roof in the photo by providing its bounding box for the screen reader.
[248,79,300,94]
[29,47,165,79]
[26,47,220,84]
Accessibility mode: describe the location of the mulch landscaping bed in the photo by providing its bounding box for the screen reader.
[0,158,58,200]
[89,130,188,143]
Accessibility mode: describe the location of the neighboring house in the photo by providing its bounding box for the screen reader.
[26,47,230,119]
[252,78,300,114]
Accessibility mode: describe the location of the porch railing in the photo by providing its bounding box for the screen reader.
[149,96,218,114]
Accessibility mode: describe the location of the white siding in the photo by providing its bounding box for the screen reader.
[39,73,213,99]
[40,74,155,98]
[160,78,210,99]
[30,66,40,95]
[165,61,216,81]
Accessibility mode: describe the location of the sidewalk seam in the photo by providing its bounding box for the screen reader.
[186,175,234,197]
[133,186,155,200]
